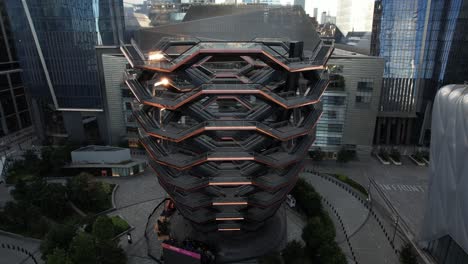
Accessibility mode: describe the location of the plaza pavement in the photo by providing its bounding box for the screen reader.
[302,172,400,264]
[0,232,42,264]
[305,154,429,238]
[101,168,165,264]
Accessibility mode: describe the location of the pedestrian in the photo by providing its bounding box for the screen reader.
[127,232,133,244]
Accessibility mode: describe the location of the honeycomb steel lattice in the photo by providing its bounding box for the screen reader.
[123,37,333,232]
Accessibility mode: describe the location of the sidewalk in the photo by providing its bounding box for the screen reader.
[302,172,400,264]
[0,232,42,264]
[101,169,165,264]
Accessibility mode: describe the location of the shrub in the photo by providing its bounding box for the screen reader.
[92,216,115,242]
[390,149,401,162]
[331,174,368,196]
[413,151,425,162]
[111,216,130,235]
[67,173,112,213]
[378,149,390,161]
[337,147,356,163]
[282,240,308,264]
[308,148,325,161]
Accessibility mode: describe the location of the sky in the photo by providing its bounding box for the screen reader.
[123,0,338,19]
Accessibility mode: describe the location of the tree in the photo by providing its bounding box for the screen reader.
[46,248,73,264]
[96,240,127,264]
[291,179,322,218]
[67,173,92,210]
[38,183,69,219]
[67,173,111,212]
[22,149,40,167]
[92,216,115,241]
[258,252,282,264]
[0,201,49,238]
[11,179,29,201]
[69,232,98,264]
[12,178,69,219]
[41,224,76,260]
[337,147,355,163]
[317,242,347,264]
[282,240,309,264]
[309,148,325,161]
[302,216,336,261]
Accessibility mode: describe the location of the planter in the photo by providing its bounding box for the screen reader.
[376,154,390,165]
[389,156,402,166]
[409,155,425,166]
[422,157,430,165]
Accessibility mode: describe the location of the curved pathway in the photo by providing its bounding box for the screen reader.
[301,172,400,264]
[101,168,165,264]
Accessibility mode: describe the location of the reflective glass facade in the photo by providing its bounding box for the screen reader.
[0,1,32,140]
[4,0,124,109]
[372,0,464,114]
[371,0,467,145]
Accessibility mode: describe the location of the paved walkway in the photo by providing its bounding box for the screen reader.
[305,154,428,237]
[302,172,400,264]
[285,206,306,244]
[0,232,42,264]
[101,168,165,264]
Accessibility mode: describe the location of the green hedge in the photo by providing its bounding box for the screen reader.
[111,216,130,236]
[329,173,369,196]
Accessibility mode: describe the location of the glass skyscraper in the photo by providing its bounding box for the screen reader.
[4,0,124,109]
[0,0,34,147]
[371,0,466,145]
[4,0,124,143]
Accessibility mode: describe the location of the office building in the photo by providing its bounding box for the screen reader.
[371,0,468,146]
[95,46,139,147]
[123,36,332,233]
[421,84,468,263]
[313,49,384,153]
[320,11,336,25]
[0,1,34,151]
[336,0,374,35]
[294,0,305,10]
[4,0,125,144]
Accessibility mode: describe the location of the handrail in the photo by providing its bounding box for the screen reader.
[127,80,328,110]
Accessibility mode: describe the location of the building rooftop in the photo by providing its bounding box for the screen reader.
[331,48,379,59]
[73,145,125,152]
[134,5,321,53]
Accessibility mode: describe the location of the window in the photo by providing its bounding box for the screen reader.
[324,110,337,119]
[322,95,346,106]
[326,137,341,146]
[357,81,373,92]
[355,79,374,107]
[356,95,372,104]
[328,124,343,133]
[124,101,132,110]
